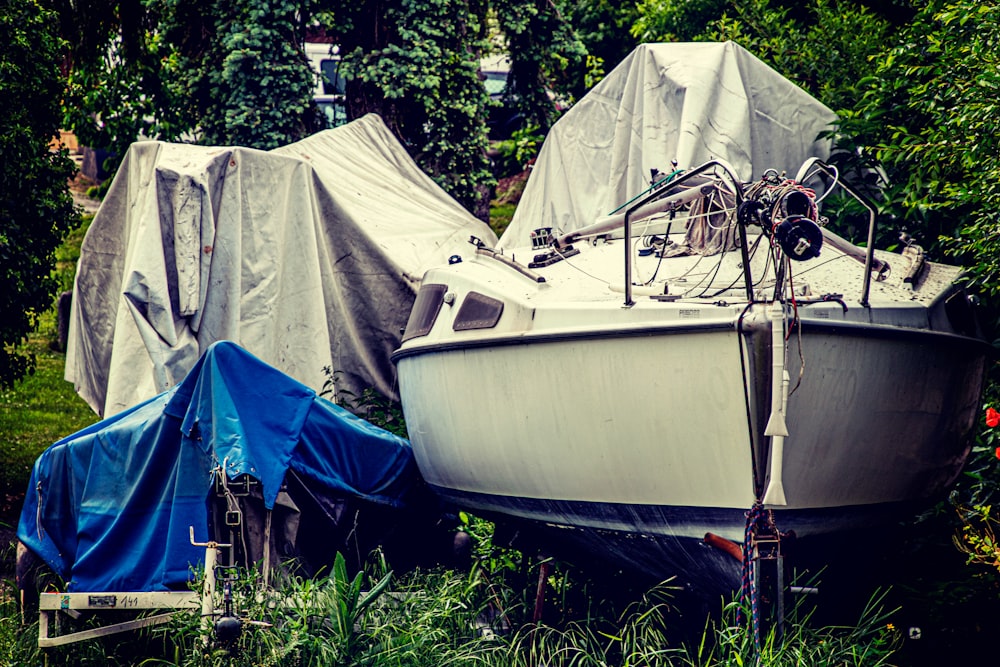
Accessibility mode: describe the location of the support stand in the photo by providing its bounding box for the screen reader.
[741,504,788,652]
[752,528,785,645]
[532,557,553,623]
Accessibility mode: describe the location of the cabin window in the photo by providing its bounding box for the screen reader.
[402,284,447,342]
[453,291,504,331]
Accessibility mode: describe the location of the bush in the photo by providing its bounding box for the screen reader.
[0,0,80,388]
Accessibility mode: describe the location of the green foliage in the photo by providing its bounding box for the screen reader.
[493,0,586,131]
[813,1,1000,291]
[458,512,523,577]
[0,213,97,508]
[486,580,680,667]
[361,566,508,666]
[556,0,636,98]
[891,2,1000,298]
[951,395,1000,576]
[677,590,900,666]
[321,366,408,438]
[148,551,510,666]
[632,0,728,42]
[634,0,892,115]
[582,53,606,91]
[323,0,496,216]
[0,325,100,498]
[254,552,394,665]
[0,571,39,665]
[489,201,517,237]
[62,34,180,190]
[157,0,323,150]
[48,0,590,220]
[492,124,544,174]
[0,0,80,388]
[955,503,1000,572]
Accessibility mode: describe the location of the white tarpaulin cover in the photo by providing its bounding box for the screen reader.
[499,41,838,249]
[67,114,497,417]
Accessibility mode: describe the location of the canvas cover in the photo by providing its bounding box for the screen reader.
[499,41,838,249]
[67,114,497,417]
[18,341,418,592]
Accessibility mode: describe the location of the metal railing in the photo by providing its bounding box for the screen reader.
[794,158,879,307]
[621,159,745,306]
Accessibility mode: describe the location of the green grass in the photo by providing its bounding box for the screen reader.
[1,555,909,667]
[0,320,98,508]
[489,202,516,239]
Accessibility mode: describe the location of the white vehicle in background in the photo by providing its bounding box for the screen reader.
[305,42,347,128]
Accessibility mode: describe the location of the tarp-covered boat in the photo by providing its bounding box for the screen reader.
[19,341,419,593]
[67,114,497,417]
[392,42,990,595]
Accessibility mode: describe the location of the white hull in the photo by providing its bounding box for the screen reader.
[398,305,983,540]
[400,326,756,539]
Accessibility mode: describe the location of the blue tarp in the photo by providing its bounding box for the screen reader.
[17,341,418,592]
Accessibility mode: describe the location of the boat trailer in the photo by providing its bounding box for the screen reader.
[36,527,246,649]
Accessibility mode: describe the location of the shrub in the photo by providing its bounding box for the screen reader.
[0,0,80,388]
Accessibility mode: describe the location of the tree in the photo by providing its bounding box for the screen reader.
[0,0,80,387]
[54,0,547,219]
[493,0,586,132]
[558,0,641,98]
[837,1,1000,298]
[158,0,325,149]
[633,0,892,115]
[52,0,182,189]
[320,0,497,216]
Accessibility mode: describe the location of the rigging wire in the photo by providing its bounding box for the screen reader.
[546,242,613,284]
[700,232,769,298]
[627,205,736,286]
[785,259,807,398]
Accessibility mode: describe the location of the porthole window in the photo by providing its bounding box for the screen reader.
[402,284,447,342]
[453,292,504,331]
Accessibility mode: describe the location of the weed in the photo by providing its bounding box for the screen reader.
[319,367,407,439]
[143,549,514,667]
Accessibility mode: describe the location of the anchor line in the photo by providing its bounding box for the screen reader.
[739,502,780,654]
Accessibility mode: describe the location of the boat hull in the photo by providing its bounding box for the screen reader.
[399,325,758,533]
[396,298,986,589]
[775,320,983,509]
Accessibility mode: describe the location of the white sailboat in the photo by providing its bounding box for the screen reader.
[391,43,989,593]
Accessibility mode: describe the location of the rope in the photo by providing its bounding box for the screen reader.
[739,502,769,653]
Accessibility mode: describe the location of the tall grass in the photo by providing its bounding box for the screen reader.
[12,546,903,667]
[0,318,99,501]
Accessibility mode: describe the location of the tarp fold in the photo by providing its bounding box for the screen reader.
[499,42,837,249]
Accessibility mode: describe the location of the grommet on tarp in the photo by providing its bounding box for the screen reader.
[448,255,463,264]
